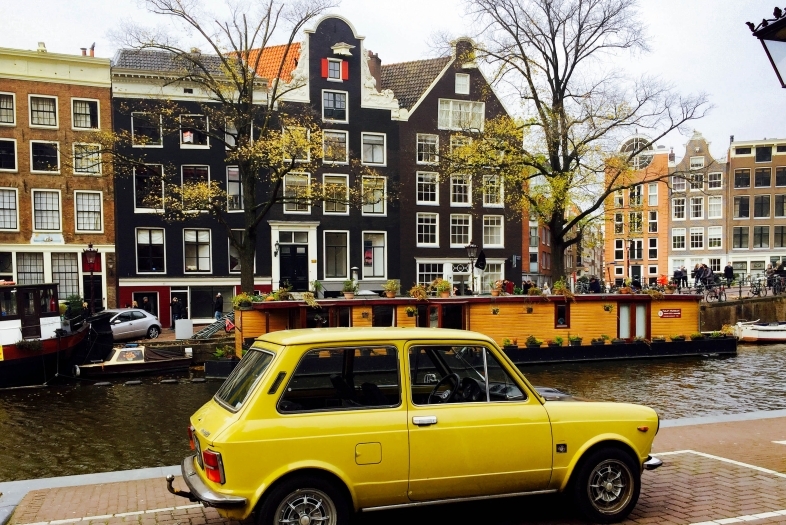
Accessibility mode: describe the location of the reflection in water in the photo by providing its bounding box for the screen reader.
[1,345,785,481]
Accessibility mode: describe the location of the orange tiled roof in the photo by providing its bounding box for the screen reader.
[245,43,301,82]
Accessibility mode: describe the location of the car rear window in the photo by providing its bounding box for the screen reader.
[214,349,274,411]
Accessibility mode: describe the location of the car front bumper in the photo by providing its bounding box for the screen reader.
[166,454,248,508]
[643,455,663,470]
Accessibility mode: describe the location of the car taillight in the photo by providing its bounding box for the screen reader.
[202,449,225,484]
[187,425,195,450]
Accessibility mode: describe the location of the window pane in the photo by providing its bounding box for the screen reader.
[30,96,57,126]
[417,134,438,163]
[137,228,165,272]
[363,233,385,278]
[73,100,98,129]
[76,193,101,231]
[362,177,385,214]
[132,112,162,145]
[417,213,438,245]
[0,189,16,229]
[0,140,16,170]
[417,172,438,203]
[323,131,347,163]
[325,232,348,279]
[33,191,60,230]
[52,253,79,297]
[17,253,44,285]
[450,214,471,246]
[323,91,346,120]
[362,134,385,164]
[227,166,242,210]
[0,94,13,124]
[31,142,58,172]
[324,175,348,213]
[74,144,100,174]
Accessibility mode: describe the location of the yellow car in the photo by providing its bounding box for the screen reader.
[167,328,661,524]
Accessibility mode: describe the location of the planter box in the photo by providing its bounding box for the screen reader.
[503,345,519,351]
[526,344,542,349]
[590,341,605,346]
[568,340,582,346]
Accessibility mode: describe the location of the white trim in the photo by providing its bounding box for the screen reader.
[707,226,723,250]
[437,98,485,131]
[28,94,59,128]
[322,129,349,165]
[482,215,504,248]
[283,172,312,215]
[647,237,658,260]
[70,97,101,131]
[134,227,166,274]
[450,174,472,207]
[133,164,165,213]
[182,228,212,274]
[708,195,722,219]
[671,196,685,221]
[360,132,386,166]
[321,89,349,123]
[326,58,344,82]
[416,171,440,206]
[482,174,504,207]
[449,213,472,248]
[29,140,60,174]
[416,133,439,165]
[361,230,387,280]
[0,137,18,172]
[322,229,349,281]
[0,187,19,232]
[455,73,470,95]
[226,166,243,213]
[268,220,319,290]
[228,229,254,274]
[131,112,163,148]
[73,190,104,234]
[407,59,454,116]
[361,175,386,217]
[72,142,102,175]
[179,114,210,149]
[672,227,686,251]
[30,188,62,233]
[0,92,16,126]
[181,164,211,212]
[707,171,723,190]
[689,196,704,220]
[416,212,439,247]
[322,173,349,216]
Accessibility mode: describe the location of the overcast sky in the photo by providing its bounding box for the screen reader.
[4,0,785,161]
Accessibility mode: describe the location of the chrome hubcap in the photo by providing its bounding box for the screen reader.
[276,489,336,525]
[588,459,634,514]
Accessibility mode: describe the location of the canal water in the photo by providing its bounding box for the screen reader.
[1,344,784,482]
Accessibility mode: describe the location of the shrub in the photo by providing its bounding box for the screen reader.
[554,336,564,345]
[232,292,253,309]
[432,278,452,293]
[525,335,542,346]
[409,284,428,300]
[342,280,358,293]
[527,287,543,296]
[502,337,513,347]
[383,279,400,293]
[568,334,582,342]
[669,334,685,341]
[690,332,705,340]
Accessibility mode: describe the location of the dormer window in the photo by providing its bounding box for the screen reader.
[455,73,470,95]
[322,58,348,81]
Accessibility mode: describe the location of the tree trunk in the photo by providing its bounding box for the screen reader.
[550,237,567,283]
[240,230,256,293]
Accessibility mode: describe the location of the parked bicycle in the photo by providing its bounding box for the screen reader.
[749,278,768,297]
[704,283,726,302]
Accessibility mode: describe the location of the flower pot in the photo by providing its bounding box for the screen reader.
[406,311,415,317]
[439,291,450,298]
[385,291,396,298]
[491,290,500,297]
[591,340,605,346]
[503,345,519,351]
[343,292,355,300]
[569,340,582,346]
[547,342,561,348]
[611,339,626,345]
[526,343,541,349]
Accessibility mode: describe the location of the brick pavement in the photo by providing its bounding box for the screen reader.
[7,416,786,525]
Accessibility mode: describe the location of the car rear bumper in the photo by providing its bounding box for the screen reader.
[166,454,247,508]
[643,455,663,470]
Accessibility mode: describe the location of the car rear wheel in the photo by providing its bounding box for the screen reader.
[256,474,351,525]
[147,326,160,339]
[572,448,640,523]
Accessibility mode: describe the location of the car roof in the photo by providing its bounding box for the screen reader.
[105,308,148,315]
[256,327,496,347]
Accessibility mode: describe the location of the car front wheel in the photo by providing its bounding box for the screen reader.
[572,448,640,523]
[147,325,161,339]
[256,474,351,525]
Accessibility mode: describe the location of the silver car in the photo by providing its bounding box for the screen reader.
[105,308,162,340]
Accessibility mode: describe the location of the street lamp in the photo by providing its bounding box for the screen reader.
[748,8,786,88]
[83,243,98,314]
[465,241,478,294]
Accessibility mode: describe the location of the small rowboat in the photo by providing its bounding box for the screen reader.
[733,320,786,343]
[74,344,191,378]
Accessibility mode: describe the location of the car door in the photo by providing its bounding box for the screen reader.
[130,311,148,337]
[406,343,553,502]
[112,312,133,339]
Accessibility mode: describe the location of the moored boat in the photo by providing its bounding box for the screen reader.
[73,344,191,378]
[0,282,89,389]
[734,320,786,343]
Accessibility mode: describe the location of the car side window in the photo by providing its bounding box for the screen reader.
[116,313,132,323]
[131,311,146,320]
[278,346,400,413]
[409,345,525,405]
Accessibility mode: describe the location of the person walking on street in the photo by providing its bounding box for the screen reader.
[724,262,734,287]
[213,293,223,321]
[692,264,701,288]
[170,297,182,330]
[142,296,152,313]
[673,266,683,290]
[681,266,688,288]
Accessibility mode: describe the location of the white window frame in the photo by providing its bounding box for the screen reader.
[754,194,771,219]
[483,215,504,248]
[181,165,211,212]
[133,164,164,213]
[614,239,624,260]
[615,266,624,276]
[708,196,722,219]
[323,173,349,216]
[362,231,387,280]
[672,228,686,251]
[614,213,624,234]
[0,138,17,172]
[647,182,658,206]
[648,265,658,275]
[323,230,350,280]
[417,212,439,247]
[31,189,62,232]
[0,187,19,231]
[0,92,16,126]
[183,228,212,273]
[450,214,472,248]
[179,114,210,149]
[648,210,658,233]
[131,112,163,148]
[648,238,657,260]
[28,94,58,128]
[455,73,470,95]
[322,89,349,123]
[283,172,311,214]
[690,196,704,219]
[227,166,243,212]
[416,133,439,165]
[361,132,386,166]
[73,190,104,233]
[228,230,247,274]
[689,173,704,191]
[282,126,310,163]
[689,156,705,169]
[361,175,386,216]
[327,58,343,82]
[72,143,101,175]
[135,227,166,274]
[322,130,348,165]
[438,99,485,131]
[29,140,60,174]
[482,174,503,207]
[614,190,624,208]
[672,197,685,220]
[690,227,704,250]
[71,97,100,130]
[450,174,472,207]
[416,171,439,206]
[672,175,686,192]
[708,172,722,189]
[708,226,722,249]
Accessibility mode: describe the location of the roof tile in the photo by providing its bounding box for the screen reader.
[380,56,452,111]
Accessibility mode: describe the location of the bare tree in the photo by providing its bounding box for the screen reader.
[454,0,711,279]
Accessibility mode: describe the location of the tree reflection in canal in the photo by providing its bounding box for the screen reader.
[1,345,785,481]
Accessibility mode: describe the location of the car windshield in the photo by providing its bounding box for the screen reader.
[215,348,274,410]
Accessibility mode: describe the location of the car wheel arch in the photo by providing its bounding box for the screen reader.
[560,438,641,492]
[253,467,357,516]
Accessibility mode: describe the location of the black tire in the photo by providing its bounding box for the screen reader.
[571,448,640,523]
[147,325,161,339]
[255,474,352,525]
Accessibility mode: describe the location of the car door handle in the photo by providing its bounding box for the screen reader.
[412,416,437,426]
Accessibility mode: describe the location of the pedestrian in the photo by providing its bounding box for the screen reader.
[681,266,688,288]
[522,280,531,294]
[504,279,514,295]
[542,282,551,295]
[132,300,138,308]
[673,266,683,289]
[589,276,601,293]
[142,296,152,313]
[724,262,734,287]
[692,264,701,287]
[213,292,223,321]
[170,297,182,329]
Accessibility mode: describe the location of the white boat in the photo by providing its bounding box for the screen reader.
[733,320,786,343]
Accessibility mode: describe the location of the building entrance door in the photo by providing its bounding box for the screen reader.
[631,265,642,282]
[279,244,309,291]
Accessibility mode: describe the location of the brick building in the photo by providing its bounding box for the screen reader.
[0,44,115,309]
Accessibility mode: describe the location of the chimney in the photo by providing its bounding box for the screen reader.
[668,147,675,163]
[89,42,95,57]
[80,48,87,56]
[367,50,382,92]
[730,134,734,144]
[37,42,47,53]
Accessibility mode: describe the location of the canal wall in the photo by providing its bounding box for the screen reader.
[143,336,235,364]
[700,295,786,331]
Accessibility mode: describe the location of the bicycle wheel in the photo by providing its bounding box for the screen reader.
[718,290,726,302]
[705,290,717,302]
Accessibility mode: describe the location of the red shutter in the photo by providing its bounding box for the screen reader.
[341,61,349,80]
[321,58,328,78]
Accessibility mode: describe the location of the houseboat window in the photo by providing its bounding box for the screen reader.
[372,305,394,327]
[0,289,16,316]
[278,346,400,412]
[40,287,57,313]
[333,306,351,327]
[215,349,274,411]
[555,303,569,328]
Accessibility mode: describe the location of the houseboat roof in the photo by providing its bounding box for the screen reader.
[256,327,495,347]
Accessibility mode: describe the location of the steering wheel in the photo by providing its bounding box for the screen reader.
[428,373,460,404]
[457,377,484,402]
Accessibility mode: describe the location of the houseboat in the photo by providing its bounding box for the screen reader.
[0,282,89,389]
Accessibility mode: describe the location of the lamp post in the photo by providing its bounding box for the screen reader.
[465,241,478,294]
[748,8,786,87]
[83,243,98,314]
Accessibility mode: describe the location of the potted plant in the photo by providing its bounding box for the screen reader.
[525,335,542,348]
[383,279,400,298]
[233,292,254,310]
[568,335,582,346]
[490,280,503,297]
[310,280,323,299]
[652,335,667,343]
[611,337,626,345]
[690,332,705,340]
[720,324,735,337]
[664,284,677,294]
[15,339,43,352]
[709,331,722,339]
[342,280,358,299]
[602,303,614,313]
[551,278,575,301]
[432,278,452,298]
[527,287,542,296]
[549,336,563,347]
[618,286,632,294]
[405,306,417,317]
[502,337,518,350]
[644,289,664,300]
[590,337,605,346]
[669,334,686,342]
[409,284,429,300]
[491,307,500,315]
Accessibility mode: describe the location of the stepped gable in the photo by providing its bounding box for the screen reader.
[380,56,452,111]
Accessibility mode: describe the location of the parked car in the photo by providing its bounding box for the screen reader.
[104,308,162,340]
[166,328,661,524]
